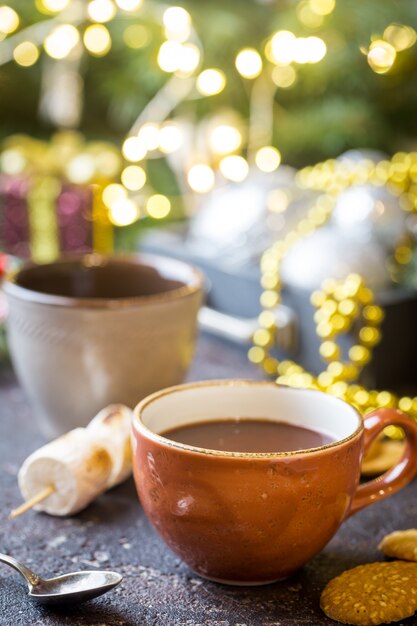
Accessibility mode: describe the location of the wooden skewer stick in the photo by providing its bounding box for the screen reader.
[9,484,56,519]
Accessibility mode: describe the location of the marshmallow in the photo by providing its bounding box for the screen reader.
[18,428,112,516]
[17,404,133,516]
[86,404,133,487]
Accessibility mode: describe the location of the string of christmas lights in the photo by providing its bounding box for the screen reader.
[2,1,416,229]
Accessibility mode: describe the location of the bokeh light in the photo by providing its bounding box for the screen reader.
[163,6,191,42]
[44,24,80,59]
[293,41,311,64]
[310,0,335,16]
[116,0,143,10]
[138,123,160,151]
[293,36,327,63]
[158,123,183,153]
[66,154,95,184]
[109,198,139,226]
[255,146,281,172]
[0,6,19,34]
[13,41,39,67]
[176,43,200,74]
[121,165,146,191]
[187,164,215,193]
[87,0,116,23]
[296,2,324,29]
[123,24,150,49]
[267,189,290,213]
[40,0,70,12]
[209,125,242,155]
[367,40,396,74]
[272,65,297,88]
[270,31,297,65]
[219,155,249,182]
[196,69,226,96]
[157,41,200,74]
[122,136,147,161]
[95,150,121,178]
[83,24,112,56]
[102,183,127,209]
[157,40,182,72]
[383,24,417,51]
[0,149,26,175]
[269,32,326,64]
[235,48,263,79]
[306,36,327,62]
[146,194,171,219]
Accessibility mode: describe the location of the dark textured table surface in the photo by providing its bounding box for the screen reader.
[1,334,417,626]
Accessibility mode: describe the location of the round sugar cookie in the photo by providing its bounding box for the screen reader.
[320,561,417,625]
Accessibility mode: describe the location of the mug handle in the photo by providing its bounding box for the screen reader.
[348,408,417,517]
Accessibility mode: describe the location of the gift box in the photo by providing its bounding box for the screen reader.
[0,132,119,262]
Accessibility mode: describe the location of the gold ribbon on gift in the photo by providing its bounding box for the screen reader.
[91,183,114,254]
[1,132,122,259]
[27,177,60,263]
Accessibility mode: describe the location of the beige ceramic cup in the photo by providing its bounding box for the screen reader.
[133,380,417,585]
[4,254,203,438]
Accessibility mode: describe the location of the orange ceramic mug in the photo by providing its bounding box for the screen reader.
[132,380,417,585]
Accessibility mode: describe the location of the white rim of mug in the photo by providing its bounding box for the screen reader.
[2,252,204,308]
[133,379,364,459]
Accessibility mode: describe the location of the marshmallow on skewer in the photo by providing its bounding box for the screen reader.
[15,404,134,517]
[86,404,133,487]
[18,428,113,516]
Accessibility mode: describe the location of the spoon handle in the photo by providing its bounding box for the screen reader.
[0,553,41,587]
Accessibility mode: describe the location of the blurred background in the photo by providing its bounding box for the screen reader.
[1,0,417,410]
[1,1,417,250]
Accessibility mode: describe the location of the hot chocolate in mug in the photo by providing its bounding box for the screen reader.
[132,380,417,585]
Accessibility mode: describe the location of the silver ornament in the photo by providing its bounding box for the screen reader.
[331,185,407,251]
[188,167,297,263]
[337,148,387,164]
[281,226,391,292]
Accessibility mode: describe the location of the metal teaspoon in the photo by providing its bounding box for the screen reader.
[0,552,123,605]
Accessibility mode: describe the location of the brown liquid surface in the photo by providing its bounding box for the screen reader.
[16,260,185,299]
[162,419,334,453]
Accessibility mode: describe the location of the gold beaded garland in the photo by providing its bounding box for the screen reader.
[250,153,417,423]
[312,274,383,383]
